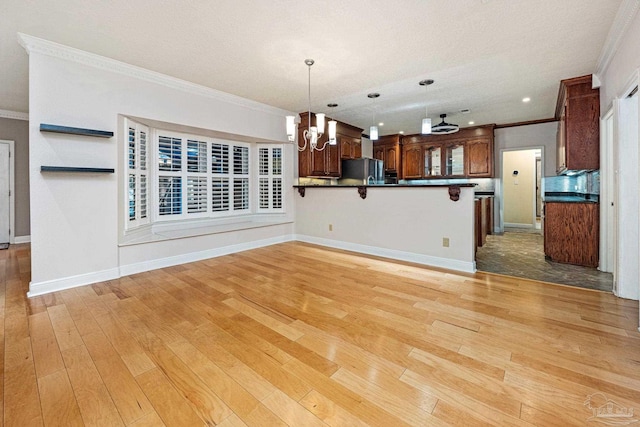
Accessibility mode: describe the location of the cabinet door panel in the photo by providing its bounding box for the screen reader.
[403,145,422,178]
[385,146,397,172]
[467,138,493,177]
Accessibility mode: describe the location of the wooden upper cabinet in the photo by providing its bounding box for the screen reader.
[340,135,362,160]
[401,125,495,179]
[298,112,362,177]
[555,75,600,173]
[373,134,402,177]
[403,144,423,179]
[466,138,494,178]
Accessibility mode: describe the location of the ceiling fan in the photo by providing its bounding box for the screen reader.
[431,114,459,134]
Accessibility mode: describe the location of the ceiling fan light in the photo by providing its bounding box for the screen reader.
[370,125,379,141]
[421,117,432,134]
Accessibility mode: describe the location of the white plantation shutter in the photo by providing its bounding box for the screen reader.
[124,124,283,231]
[187,176,208,213]
[257,145,284,212]
[125,119,150,229]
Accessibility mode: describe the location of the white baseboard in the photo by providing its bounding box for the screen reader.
[28,267,120,298]
[119,234,295,277]
[295,234,476,273]
[27,233,476,297]
[14,235,30,244]
[504,223,534,229]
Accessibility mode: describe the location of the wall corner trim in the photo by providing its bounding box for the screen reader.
[16,33,295,119]
[595,0,640,77]
[0,109,28,121]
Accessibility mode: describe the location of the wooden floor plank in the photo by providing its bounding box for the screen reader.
[1,242,639,427]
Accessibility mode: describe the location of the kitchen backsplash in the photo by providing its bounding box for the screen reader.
[544,170,600,194]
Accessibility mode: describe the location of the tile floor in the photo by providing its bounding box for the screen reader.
[475,229,614,292]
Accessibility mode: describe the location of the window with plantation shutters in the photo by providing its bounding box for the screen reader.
[123,120,281,233]
[257,145,284,212]
[125,119,150,229]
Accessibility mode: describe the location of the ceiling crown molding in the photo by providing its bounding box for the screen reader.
[17,33,294,118]
[595,0,640,78]
[0,109,28,121]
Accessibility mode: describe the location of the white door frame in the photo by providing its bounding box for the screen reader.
[498,146,545,232]
[600,107,615,277]
[0,139,15,244]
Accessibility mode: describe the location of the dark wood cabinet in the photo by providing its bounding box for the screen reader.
[467,138,494,178]
[373,134,402,177]
[298,112,362,178]
[544,202,599,267]
[340,135,361,160]
[401,125,495,179]
[403,144,423,179]
[555,75,600,173]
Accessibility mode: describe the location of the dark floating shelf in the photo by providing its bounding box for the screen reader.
[40,123,114,138]
[41,166,114,174]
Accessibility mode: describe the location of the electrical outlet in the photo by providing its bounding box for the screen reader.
[442,237,450,247]
[329,224,333,231]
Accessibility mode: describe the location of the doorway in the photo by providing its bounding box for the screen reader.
[0,139,14,246]
[502,148,541,231]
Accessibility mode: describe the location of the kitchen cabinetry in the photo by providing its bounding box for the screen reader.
[403,144,423,179]
[467,138,493,177]
[340,135,362,160]
[298,112,362,178]
[373,134,402,177]
[402,125,495,179]
[555,75,600,173]
[475,196,494,251]
[544,201,599,267]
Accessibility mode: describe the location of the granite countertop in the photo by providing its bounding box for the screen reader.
[293,183,476,188]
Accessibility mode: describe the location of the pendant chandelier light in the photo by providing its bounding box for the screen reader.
[419,79,434,134]
[286,59,337,151]
[368,93,380,141]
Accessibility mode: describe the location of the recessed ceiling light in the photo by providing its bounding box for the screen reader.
[378,122,384,126]
[522,97,531,103]
[399,131,404,134]
[468,121,475,125]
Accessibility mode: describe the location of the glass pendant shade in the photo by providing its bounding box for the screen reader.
[315,113,325,135]
[328,120,337,145]
[286,115,295,142]
[422,117,432,134]
[370,125,379,141]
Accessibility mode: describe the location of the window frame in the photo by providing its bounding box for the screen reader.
[256,144,285,213]
[124,119,150,230]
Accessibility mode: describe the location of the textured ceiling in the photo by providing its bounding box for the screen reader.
[1,0,622,135]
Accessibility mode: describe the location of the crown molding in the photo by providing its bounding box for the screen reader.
[0,109,28,121]
[17,33,295,119]
[595,0,640,79]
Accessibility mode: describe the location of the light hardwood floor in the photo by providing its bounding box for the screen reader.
[1,242,639,426]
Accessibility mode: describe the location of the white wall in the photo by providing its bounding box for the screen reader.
[503,150,537,227]
[22,34,295,295]
[598,7,640,304]
[295,186,476,272]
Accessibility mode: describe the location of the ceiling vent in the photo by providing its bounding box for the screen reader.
[431,114,460,134]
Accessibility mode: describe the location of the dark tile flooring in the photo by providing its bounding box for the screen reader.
[475,230,614,292]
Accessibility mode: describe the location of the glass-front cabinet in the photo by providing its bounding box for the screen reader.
[445,143,465,176]
[424,145,442,177]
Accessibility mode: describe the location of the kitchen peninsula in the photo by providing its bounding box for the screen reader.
[294,183,477,273]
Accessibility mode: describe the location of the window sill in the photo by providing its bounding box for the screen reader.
[120,215,292,247]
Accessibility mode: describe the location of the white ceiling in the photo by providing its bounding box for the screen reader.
[1,0,623,135]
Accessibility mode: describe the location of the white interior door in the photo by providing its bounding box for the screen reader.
[0,143,9,243]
